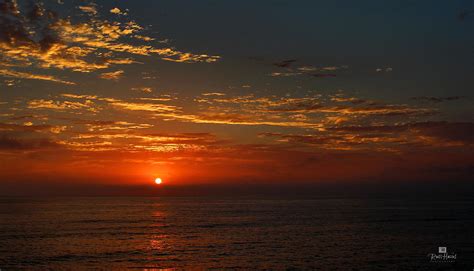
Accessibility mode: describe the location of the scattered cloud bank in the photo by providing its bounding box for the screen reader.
[0,88,471,182]
[4,90,456,149]
[0,0,220,84]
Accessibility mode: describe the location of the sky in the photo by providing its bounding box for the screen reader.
[0,0,473,193]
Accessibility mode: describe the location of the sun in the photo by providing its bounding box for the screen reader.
[154,178,162,185]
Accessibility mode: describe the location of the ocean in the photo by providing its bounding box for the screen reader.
[0,196,473,270]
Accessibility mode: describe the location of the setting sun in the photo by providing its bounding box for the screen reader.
[155,178,163,185]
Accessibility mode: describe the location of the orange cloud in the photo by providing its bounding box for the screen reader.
[78,5,98,15]
[28,99,97,112]
[100,70,124,80]
[0,0,220,85]
[110,7,126,15]
[0,69,75,85]
[132,87,153,93]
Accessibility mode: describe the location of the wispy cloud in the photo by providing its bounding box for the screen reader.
[269,59,346,78]
[28,99,97,112]
[0,69,75,85]
[201,92,226,96]
[100,70,124,80]
[0,136,60,150]
[131,87,153,93]
[78,5,98,15]
[411,96,465,103]
[376,67,393,72]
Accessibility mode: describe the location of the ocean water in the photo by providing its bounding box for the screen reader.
[0,196,473,270]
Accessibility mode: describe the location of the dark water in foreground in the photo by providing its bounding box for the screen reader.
[0,197,473,270]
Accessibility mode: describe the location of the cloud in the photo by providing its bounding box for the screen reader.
[0,69,75,85]
[411,96,465,103]
[136,97,173,102]
[26,93,181,116]
[273,59,297,68]
[0,121,67,135]
[28,99,97,112]
[296,66,317,72]
[270,71,337,78]
[78,5,97,15]
[376,67,393,72]
[260,132,342,145]
[329,122,474,146]
[201,92,226,96]
[205,94,432,116]
[270,72,300,77]
[134,35,154,41]
[0,136,59,150]
[0,0,220,85]
[42,93,324,129]
[410,122,474,145]
[174,93,440,131]
[111,101,179,113]
[320,66,341,71]
[131,87,153,93]
[155,111,323,129]
[308,73,337,78]
[100,70,124,80]
[259,121,474,153]
[331,96,367,104]
[265,98,323,112]
[110,7,126,15]
[270,60,346,78]
[317,104,434,116]
[19,92,439,134]
[297,65,348,72]
[0,122,52,132]
[62,130,223,153]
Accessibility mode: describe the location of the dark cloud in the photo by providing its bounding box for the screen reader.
[0,136,59,150]
[272,59,297,68]
[0,122,52,132]
[0,0,60,61]
[458,9,474,20]
[266,101,433,116]
[260,122,474,151]
[328,124,402,133]
[411,96,465,103]
[55,117,118,126]
[330,122,474,145]
[260,132,342,145]
[412,122,474,144]
[308,73,337,78]
[9,114,45,120]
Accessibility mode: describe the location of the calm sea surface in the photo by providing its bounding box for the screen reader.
[0,196,473,270]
